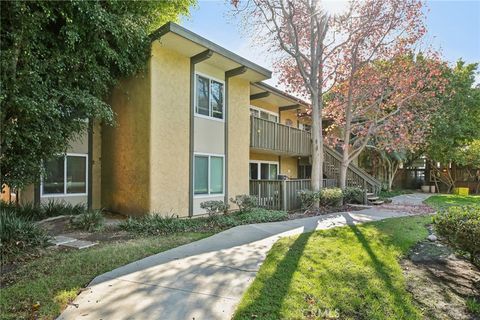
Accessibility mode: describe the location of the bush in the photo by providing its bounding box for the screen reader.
[0,210,50,257]
[343,187,365,204]
[200,200,230,216]
[120,208,288,236]
[434,205,480,264]
[230,195,257,212]
[298,188,344,209]
[298,190,319,209]
[319,188,343,207]
[70,210,105,232]
[235,208,288,224]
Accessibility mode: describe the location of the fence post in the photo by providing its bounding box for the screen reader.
[282,180,287,211]
[258,182,261,207]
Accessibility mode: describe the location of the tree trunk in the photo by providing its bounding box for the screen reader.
[310,91,323,192]
[339,162,348,189]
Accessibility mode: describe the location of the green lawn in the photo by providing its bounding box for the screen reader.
[424,194,480,209]
[233,216,432,320]
[0,232,211,320]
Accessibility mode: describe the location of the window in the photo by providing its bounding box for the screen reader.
[299,123,311,132]
[194,154,224,195]
[249,107,278,122]
[195,74,224,120]
[249,161,278,180]
[42,154,87,196]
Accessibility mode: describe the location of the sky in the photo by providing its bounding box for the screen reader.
[180,0,480,84]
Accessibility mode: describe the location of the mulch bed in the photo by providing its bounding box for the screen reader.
[402,235,480,319]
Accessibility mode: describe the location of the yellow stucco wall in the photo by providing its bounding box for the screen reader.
[280,157,298,179]
[149,42,190,217]
[228,77,251,202]
[249,151,278,162]
[102,71,151,216]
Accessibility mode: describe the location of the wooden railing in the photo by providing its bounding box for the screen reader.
[250,116,311,156]
[324,146,382,194]
[249,178,337,211]
[250,116,382,195]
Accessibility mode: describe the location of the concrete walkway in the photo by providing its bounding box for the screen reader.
[58,193,432,320]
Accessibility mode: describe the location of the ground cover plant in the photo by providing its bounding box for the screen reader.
[0,233,210,320]
[0,210,50,258]
[0,200,86,221]
[233,215,432,320]
[120,208,288,236]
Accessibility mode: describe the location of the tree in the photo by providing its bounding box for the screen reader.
[232,0,354,193]
[426,61,480,192]
[0,0,194,190]
[322,0,447,189]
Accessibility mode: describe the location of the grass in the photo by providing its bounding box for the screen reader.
[233,215,432,320]
[0,232,211,320]
[424,194,480,210]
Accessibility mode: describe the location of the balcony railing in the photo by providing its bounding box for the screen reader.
[250,116,311,156]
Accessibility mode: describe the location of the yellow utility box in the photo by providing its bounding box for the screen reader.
[453,187,469,196]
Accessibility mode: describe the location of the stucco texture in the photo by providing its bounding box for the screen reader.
[102,70,151,216]
[228,77,251,202]
[149,42,190,217]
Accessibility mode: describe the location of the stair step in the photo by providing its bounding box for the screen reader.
[367,192,375,196]
[367,196,380,201]
[370,200,384,205]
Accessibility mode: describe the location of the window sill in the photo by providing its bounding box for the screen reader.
[194,113,225,123]
[194,194,225,199]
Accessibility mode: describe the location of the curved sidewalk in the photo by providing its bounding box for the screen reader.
[58,193,431,320]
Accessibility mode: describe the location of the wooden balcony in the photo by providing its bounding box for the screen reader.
[250,116,312,156]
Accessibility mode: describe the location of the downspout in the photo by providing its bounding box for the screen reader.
[189,50,213,217]
[224,66,247,206]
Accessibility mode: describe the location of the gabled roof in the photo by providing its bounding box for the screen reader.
[152,22,272,82]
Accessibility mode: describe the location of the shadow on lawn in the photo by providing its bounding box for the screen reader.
[346,222,420,317]
[233,232,312,320]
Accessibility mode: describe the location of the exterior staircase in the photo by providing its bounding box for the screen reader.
[366,192,384,205]
[323,145,382,195]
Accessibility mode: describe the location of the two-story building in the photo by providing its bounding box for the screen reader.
[4,22,380,217]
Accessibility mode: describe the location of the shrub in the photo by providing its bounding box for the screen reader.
[434,205,480,264]
[70,210,105,232]
[230,195,257,212]
[200,200,230,216]
[120,208,289,236]
[298,190,319,209]
[235,208,288,224]
[0,210,50,257]
[1,200,86,221]
[343,187,365,204]
[319,188,343,207]
[43,201,86,219]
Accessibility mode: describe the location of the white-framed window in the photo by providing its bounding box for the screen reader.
[195,73,225,120]
[194,153,224,196]
[249,160,279,180]
[41,153,88,197]
[249,106,278,123]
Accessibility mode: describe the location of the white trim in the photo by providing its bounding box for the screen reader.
[40,153,88,197]
[193,153,225,197]
[249,160,279,180]
[249,105,279,118]
[194,72,225,122]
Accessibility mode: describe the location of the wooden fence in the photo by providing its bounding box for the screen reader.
[249,179,337,211]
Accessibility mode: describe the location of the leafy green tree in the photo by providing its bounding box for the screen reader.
[426,60,480,191]
[1,0,194,190]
